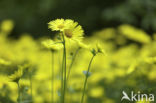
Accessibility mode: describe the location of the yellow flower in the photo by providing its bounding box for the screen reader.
[136,98,150,103]
[48,19,75,31]
[0,58,11,65]
[77,41,89,49]
[89,87,104,98]
[48,19,84,43]
[1,19,14,33]
[144,57,156,64]
[63,23,84,43]
[9,65,24,83]
[0,75,9,88]
[118,24,151,44]
[48,19,65,31]
[42,39,63,51]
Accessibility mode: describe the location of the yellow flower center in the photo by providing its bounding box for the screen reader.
[57,24,64,29]
[64,29,73,38]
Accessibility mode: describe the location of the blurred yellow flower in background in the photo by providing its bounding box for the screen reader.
[0,75,9,88]
[77,41,90,49]
[42,39,63,51]
[0,18,156,103]
[89,87,104,98]
[136,98,150,103]
[0,58,11,65]
[9,65,24,83]
[119,24,151,44]
[144,57,156,64]
[0,19,14,34]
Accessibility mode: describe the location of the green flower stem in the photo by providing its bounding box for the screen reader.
[17,81,21,103]
[29,71,33,103]
[61,47,65,103]
[81,55,95,103]
[51,50,54,103]
[66,48,80,103]
[62,34,67,103]
[67,47,80,81]
[57,51,61,103]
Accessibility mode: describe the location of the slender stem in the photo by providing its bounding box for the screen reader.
[17,82,21,103]
[66,48,80,103]
[62,34,67,103]
[61,47,65,103]
[58,51,61,103]
[29,71,33,103]
[51,51,54,103]
[81,55,95,103]
[67,47,80,81]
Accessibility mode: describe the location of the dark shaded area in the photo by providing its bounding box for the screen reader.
[0,0,156,38]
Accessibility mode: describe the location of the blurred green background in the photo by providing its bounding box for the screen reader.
[1,0,156,38]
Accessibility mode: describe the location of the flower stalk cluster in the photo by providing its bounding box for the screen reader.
[41,18,105,103]
[9,65,24,103]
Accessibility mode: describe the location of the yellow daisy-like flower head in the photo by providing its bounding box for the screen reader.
[48,19,77,31]
[64,24,84,43]
[42,39,63,51]
[48,18,65,31]
[48,19,84,43]
[9,65,24,83]
[0,58,11,65]
[77,41,90,49]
